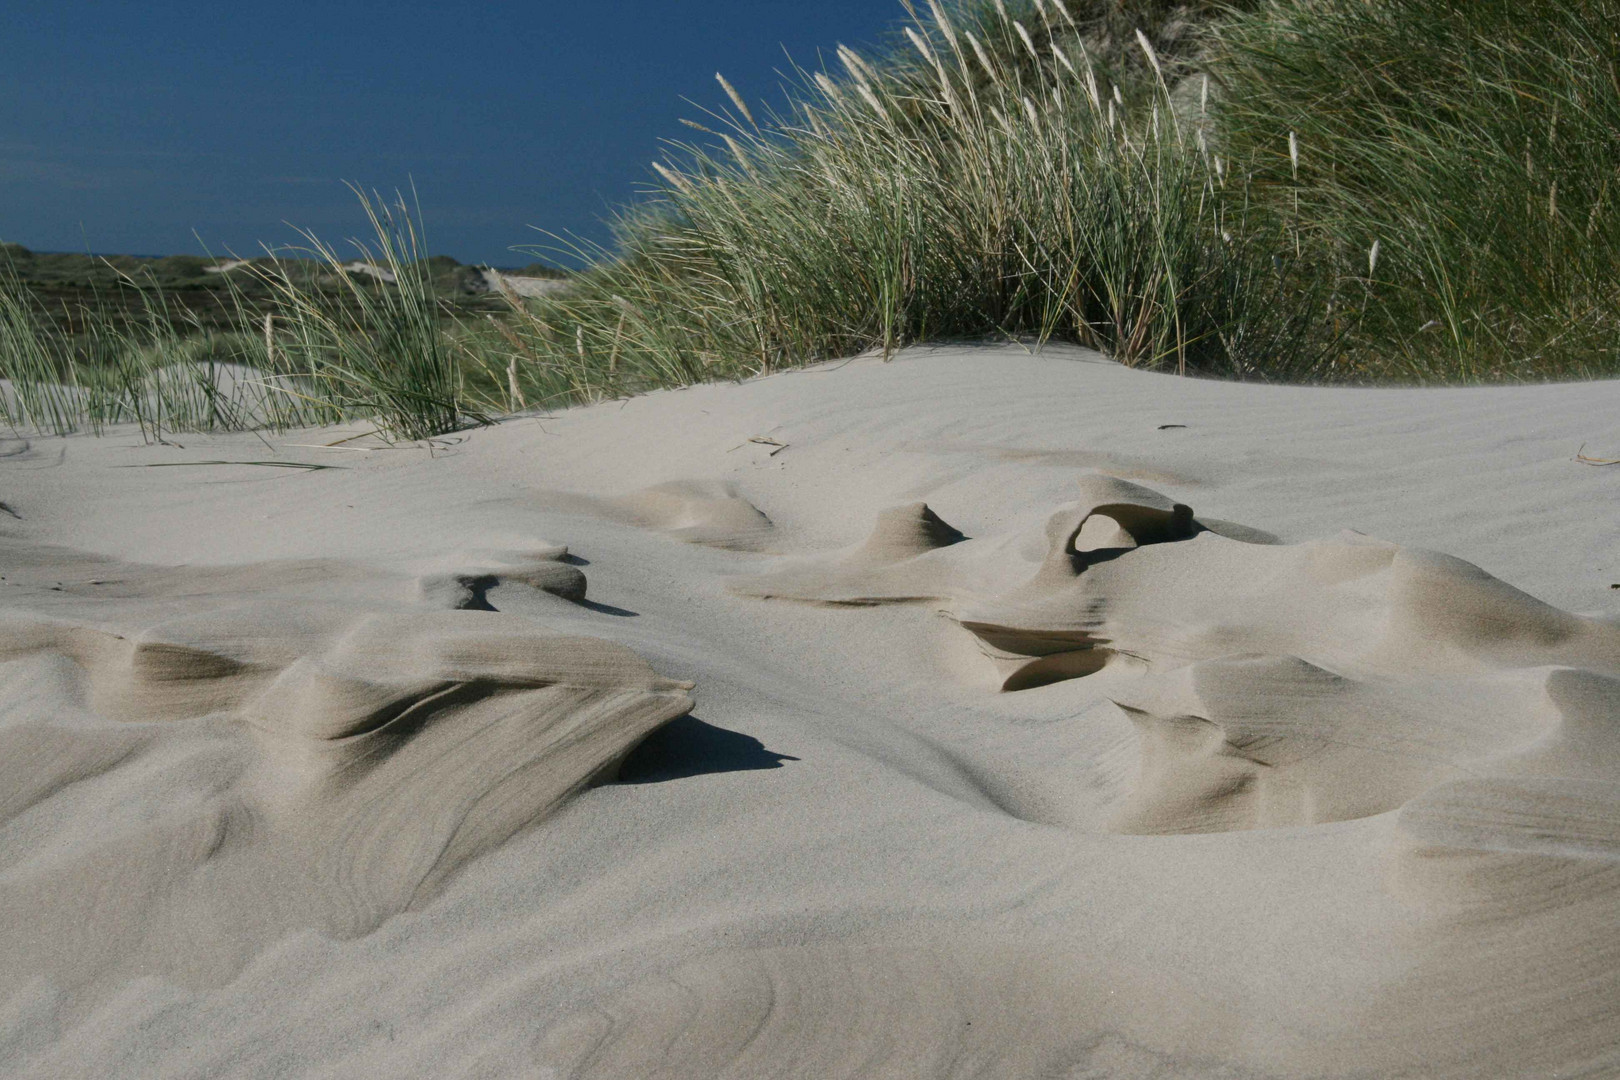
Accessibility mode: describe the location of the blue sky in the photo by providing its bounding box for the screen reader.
[2,1,902,266]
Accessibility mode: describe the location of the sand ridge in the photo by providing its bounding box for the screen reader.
[0,542,693,993]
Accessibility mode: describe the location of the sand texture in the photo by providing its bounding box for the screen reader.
[1,344,1617,1077]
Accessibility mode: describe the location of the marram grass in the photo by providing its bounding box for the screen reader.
[501,0,1325,404]
[1213,0,1620,381]
[3,0,1616,440]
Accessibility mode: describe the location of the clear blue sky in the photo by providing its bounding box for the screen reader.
[2,1,903,267]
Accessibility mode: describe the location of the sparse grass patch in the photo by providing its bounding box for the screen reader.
[237,187,494,440]
[0,190,498,439]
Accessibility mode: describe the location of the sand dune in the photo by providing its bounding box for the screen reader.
[0,545,692,993]
[2,344,1618,1077]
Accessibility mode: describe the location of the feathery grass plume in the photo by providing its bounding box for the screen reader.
[813,71,845,103]
[905,26,939,69]
[836,44,880,86]
[721,134,757,175]
[1013,20,1040,61]
[651,161,691,192]
[715,72,756,129]
[854,80,892,123]
[1133,28,1164,86]
[925,0,959,50]
[1080,46,1102,107]
[964,29,998,80]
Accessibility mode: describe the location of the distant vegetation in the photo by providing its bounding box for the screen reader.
[1,241,563,335]
[0,197,570,440]
[3,0,1615,439]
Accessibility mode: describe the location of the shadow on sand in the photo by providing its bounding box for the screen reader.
[617,716,798,784]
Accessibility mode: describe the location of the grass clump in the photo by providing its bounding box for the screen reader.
[0,261,327,439]
[501,0,1620,395]
[239,186,491,441]
[499,0,1322,404]
[1212,0,1620,381]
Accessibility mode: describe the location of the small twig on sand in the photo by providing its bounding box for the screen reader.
[281,443,384,452]
[749,436,790,456]
[324,430,384,447]
[1575,443,1620,465]
[114,460,343,470]
[727,435,790,456]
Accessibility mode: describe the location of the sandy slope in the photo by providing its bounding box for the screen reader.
[0,344,1617,1078]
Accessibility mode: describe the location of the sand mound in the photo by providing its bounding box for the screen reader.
[532,480,774,551]
[1107,655,1542,834]
[737,472,1620,694]
[0,547,692,994]
[734,477,1620,843]
[416,541,588,608]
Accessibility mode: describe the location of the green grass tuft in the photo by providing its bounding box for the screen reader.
[1212,0,1620,381]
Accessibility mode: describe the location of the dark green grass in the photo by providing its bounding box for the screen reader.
[1212,0,1620,381]
[4,0,1614,441]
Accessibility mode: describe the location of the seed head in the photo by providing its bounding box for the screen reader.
[1134,29,1164,84]
[965,30,996,80]
[925,0,957,50]
[905,26,938,70]
[1014,21,1039,62]
[651,161,690,192]
[855,80,891,124]
[715,72,755,128]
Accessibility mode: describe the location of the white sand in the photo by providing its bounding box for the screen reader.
[1,343,1617,1077]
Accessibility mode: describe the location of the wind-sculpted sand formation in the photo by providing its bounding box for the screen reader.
[1,346,1616,1077]
[736,473,1620,829]
[0,541,692,992]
